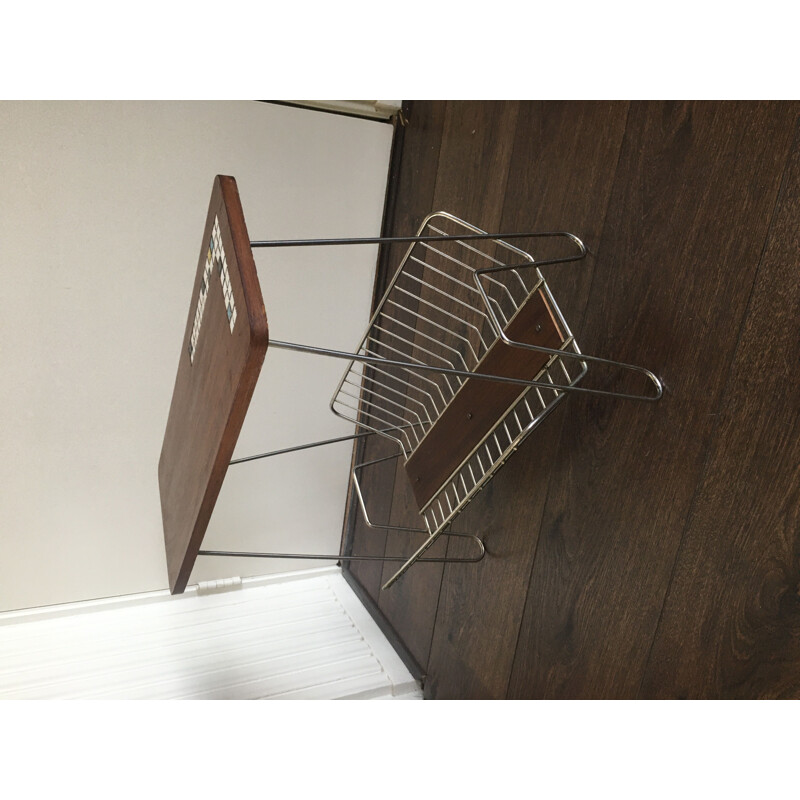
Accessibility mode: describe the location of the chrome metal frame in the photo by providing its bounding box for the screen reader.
[198,427,485,566]
[198,213,662,590]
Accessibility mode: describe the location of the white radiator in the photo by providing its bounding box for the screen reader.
[0,567,421,700]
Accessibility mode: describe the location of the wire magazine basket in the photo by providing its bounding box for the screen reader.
[331,212,591,587]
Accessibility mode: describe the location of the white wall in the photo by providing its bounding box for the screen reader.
[0,101,393,612]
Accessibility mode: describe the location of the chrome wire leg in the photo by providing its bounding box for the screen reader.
[269,337,662,403]
[349,450,486,558]
[472,250,663,402]
[197,430,485,567]
[197,549,484,564]
[251,227,661,402]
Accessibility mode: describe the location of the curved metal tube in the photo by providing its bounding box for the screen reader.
[271,338,662,402]
[197,548,484,564]
[203,431,485,568]
[472,233,663,402]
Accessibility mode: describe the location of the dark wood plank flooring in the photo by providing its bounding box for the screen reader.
[341,101,800,699]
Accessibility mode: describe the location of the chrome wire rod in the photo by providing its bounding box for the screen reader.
[249,231,580,248]
[349,452,485,557]
[207,447,486,564]
[269,338,655,400]
[228,425,414,466]
[351,452,432,535]
[427,222,530,294]
[197,549,484,564]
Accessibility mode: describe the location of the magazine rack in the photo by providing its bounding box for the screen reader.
[159,176,662,594]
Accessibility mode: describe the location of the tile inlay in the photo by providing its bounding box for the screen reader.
[188,215,237,363]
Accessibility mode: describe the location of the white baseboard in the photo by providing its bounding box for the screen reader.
[0,567,422,700]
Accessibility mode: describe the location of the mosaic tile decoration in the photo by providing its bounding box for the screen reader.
[188,215,238,363]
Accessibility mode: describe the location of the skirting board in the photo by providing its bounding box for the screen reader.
[0,567,422,700]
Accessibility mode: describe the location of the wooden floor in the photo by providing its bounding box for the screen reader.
[341,101,800,699]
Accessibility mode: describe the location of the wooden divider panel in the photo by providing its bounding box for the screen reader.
[404,288,564,510]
